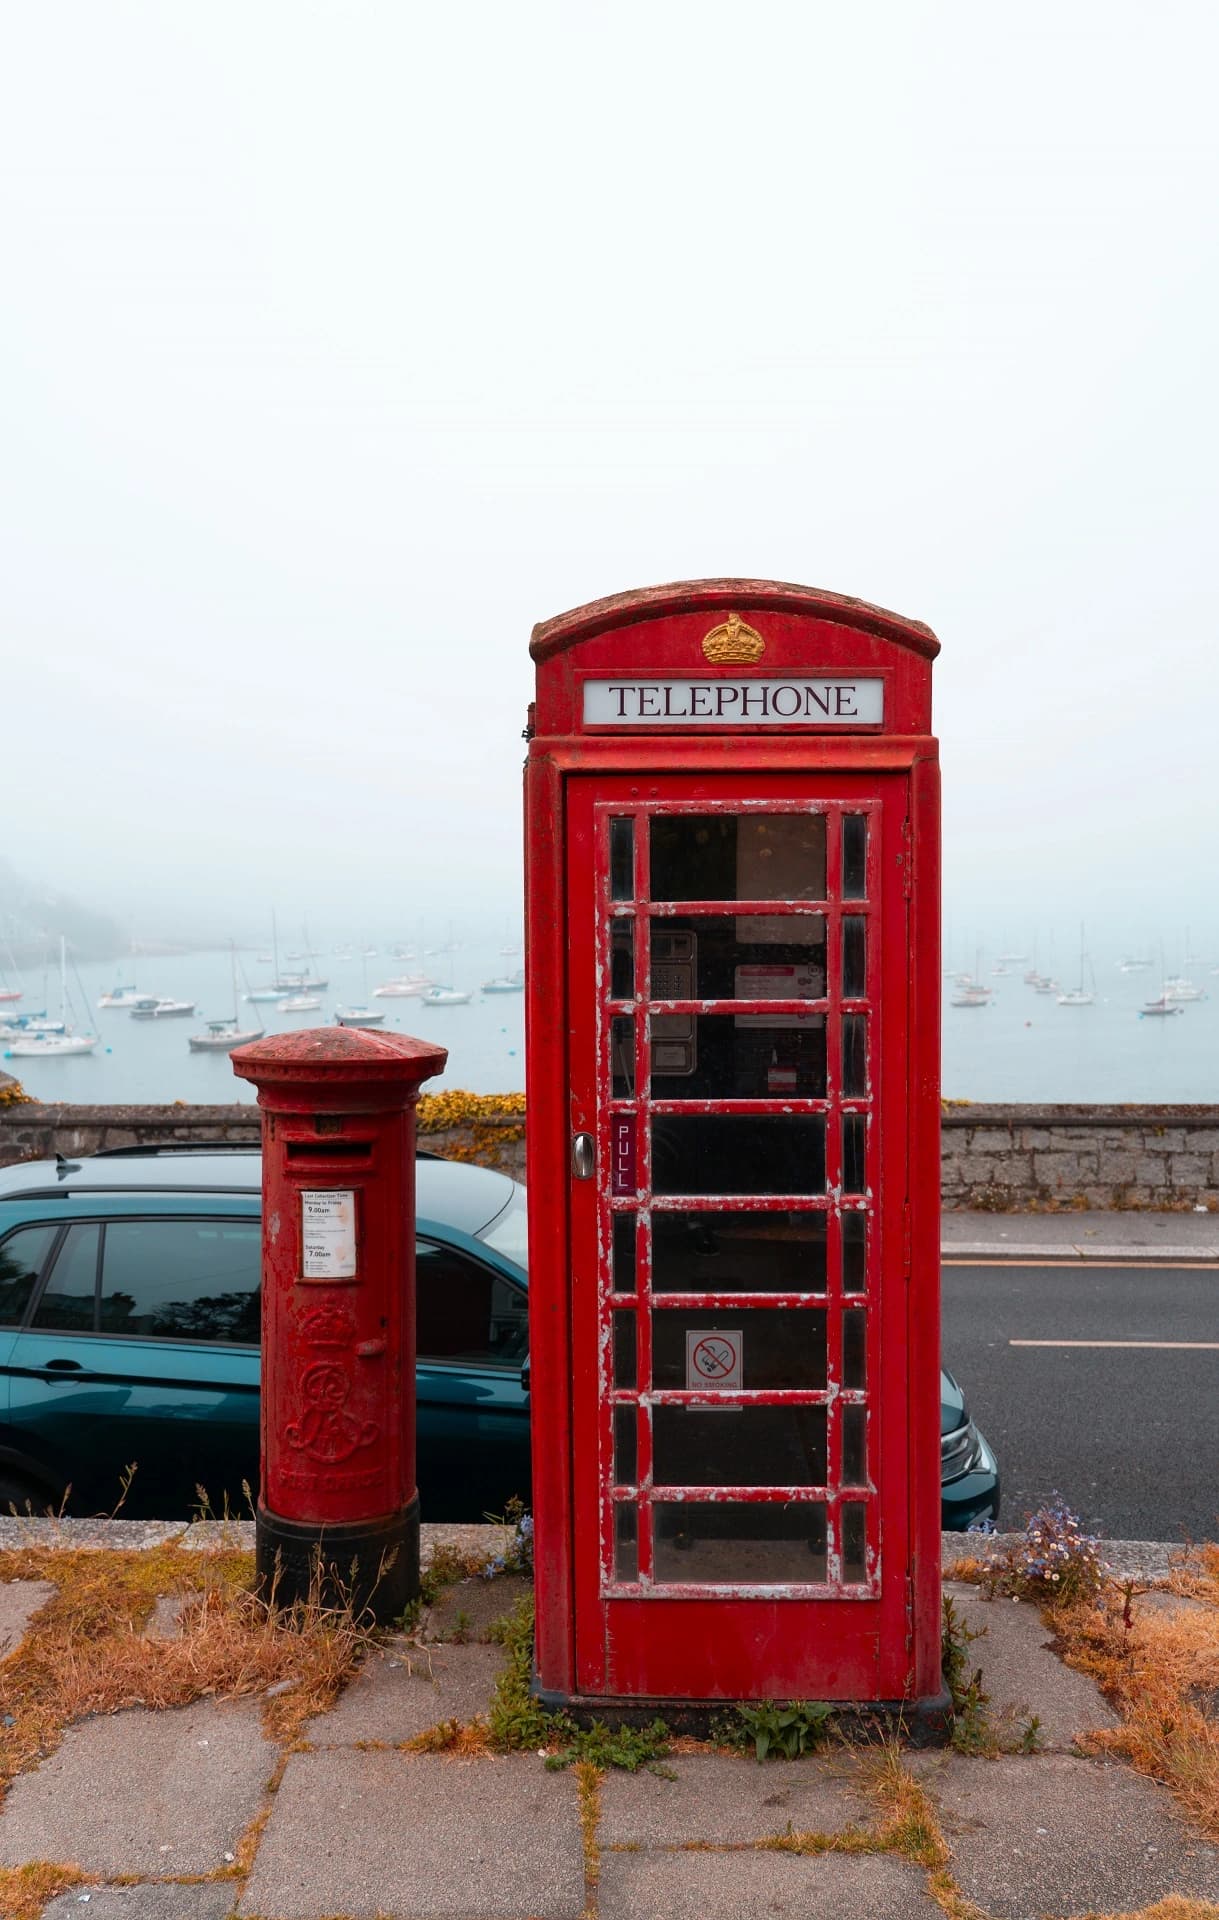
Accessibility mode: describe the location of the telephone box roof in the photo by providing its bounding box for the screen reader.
[530,579,940,665]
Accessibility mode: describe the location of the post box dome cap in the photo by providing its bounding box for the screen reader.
[230,1025,448,1087]
[530,578,940,662]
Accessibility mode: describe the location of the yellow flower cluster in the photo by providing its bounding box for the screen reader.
[0,1079,33,1107]
[417,1089,526,1134]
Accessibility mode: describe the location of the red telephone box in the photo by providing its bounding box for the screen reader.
[524,580,943,1708]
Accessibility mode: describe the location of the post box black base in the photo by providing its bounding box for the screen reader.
[255,1499,419,1625]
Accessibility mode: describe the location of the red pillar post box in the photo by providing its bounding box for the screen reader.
[524,580,943,1712]
[231,1027,447,1621]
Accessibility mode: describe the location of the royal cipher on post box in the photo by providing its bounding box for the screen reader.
[523,580,943,1710]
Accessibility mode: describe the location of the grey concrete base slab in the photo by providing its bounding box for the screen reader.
[919,1751,1219,1917]
[942,1582,1119,1749]
[239,1749,585,1919]
[598,1849,939,1918]
[43,1887,238,1920]
[0,1577,55,1656]
[0,1701,275,1877]
[422,1573,531,1644]
[304,1640,506,1744]
[599,1752,874,1846]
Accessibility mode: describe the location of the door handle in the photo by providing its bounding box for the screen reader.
[572,1132,595,1180]
[42,1359,86,1380]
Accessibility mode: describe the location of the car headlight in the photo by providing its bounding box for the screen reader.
[941,1418,983,1480]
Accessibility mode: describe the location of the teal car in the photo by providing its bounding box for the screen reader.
[0,1146,999,1528]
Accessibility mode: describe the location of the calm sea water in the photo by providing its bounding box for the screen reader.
[3,941,1216,1106]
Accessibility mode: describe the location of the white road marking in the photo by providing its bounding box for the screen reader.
[1010,1338,1219,1350]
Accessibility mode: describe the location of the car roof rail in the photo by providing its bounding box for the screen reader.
[90,1142,446,1160]
[91,1142,260,1157]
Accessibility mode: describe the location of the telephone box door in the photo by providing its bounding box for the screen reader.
[566,772,913,1701]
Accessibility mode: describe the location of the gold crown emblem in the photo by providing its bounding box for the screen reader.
[299,1304,357,1348]
[701,612,765,664]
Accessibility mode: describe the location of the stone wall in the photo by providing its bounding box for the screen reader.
[940,1104,1219,1211]
[0,1077,1214,1208]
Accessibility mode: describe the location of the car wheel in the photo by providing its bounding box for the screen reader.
[0,1469,57,1518]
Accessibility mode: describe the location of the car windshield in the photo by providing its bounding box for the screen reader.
[477,1182,529,1273]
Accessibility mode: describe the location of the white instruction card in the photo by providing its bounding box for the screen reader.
[301,1190,358,1278]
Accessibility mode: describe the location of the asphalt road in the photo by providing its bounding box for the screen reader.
[942,1260,1219,1544]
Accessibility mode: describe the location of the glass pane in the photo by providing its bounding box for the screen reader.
[843,1115,866,1195]
[842,1502,868,1582]
[651,1308,825,1390]
[612,1311,637,1389]
[651,1116,825,1195]
[651,1014,826,1098]
[0,1224,58,1326]
[842,1308,866,1390]
[842,815,868,899]
[33,1224,98,1332]
[610,920,634,999]
[98,1220,263,1343]
[614,1502,638,1582]
[652,1211,827,1295]
[653,1405,826,1487]
[842,1405,867,1486]
[842,917,866,998]
[651,921,826,1006]
[613,1406,637,1486]
[415,1244,528,1367]
[610,818,634,900]
[612,1214,636,1293]
[650,814,826,903]
[842,1015,867,1096]
[611,1017,635,1099]
[654,1501,827,1583]
[842,1213,866,1293]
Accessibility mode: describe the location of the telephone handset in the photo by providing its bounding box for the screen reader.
[652,930,697,1075]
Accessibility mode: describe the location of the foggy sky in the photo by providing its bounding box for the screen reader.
[2,3,1217,957]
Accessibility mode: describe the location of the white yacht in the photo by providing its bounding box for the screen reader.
[130,998,196,1019]
[188,1019,264,1053]
[334,1006,387,1028]
[279,993,322,1013]
[97,986,148,1009]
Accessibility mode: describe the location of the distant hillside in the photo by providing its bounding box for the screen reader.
[0,858,130,964]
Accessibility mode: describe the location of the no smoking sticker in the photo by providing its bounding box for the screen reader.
[686,1329,743,1392]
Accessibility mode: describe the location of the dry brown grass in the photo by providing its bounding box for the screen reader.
[0,1543,378,1800]
[1078,1902,1219,1920]
[1046,1558,1219,1842]
[573,1758,601,1888]
[404,1716,493,1758]
[0,1862,91,1920]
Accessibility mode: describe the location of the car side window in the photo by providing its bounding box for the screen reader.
[98,1219,262,1344]
[0,1224,60,1326]
[415,1241,529,1370]
[32,1224,100,1332]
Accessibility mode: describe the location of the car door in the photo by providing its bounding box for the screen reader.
[415,1231,531,1523]
[8,1210,261,1518]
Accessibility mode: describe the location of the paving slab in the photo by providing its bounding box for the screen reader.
[0,1577,55,1656]
[239,1748,585,1918]
[143,1591,203,1642]
[44,1887,238,1920]
[599,1752,874,1845]
[942,1581,1119,1750]
[0,1701,275,1877]
[917,1751,1219,1917]
[598,1848,939,1918]
[304,1639,506,1744]
[422,1572,531,1644]
[941,1209,1219,1259]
